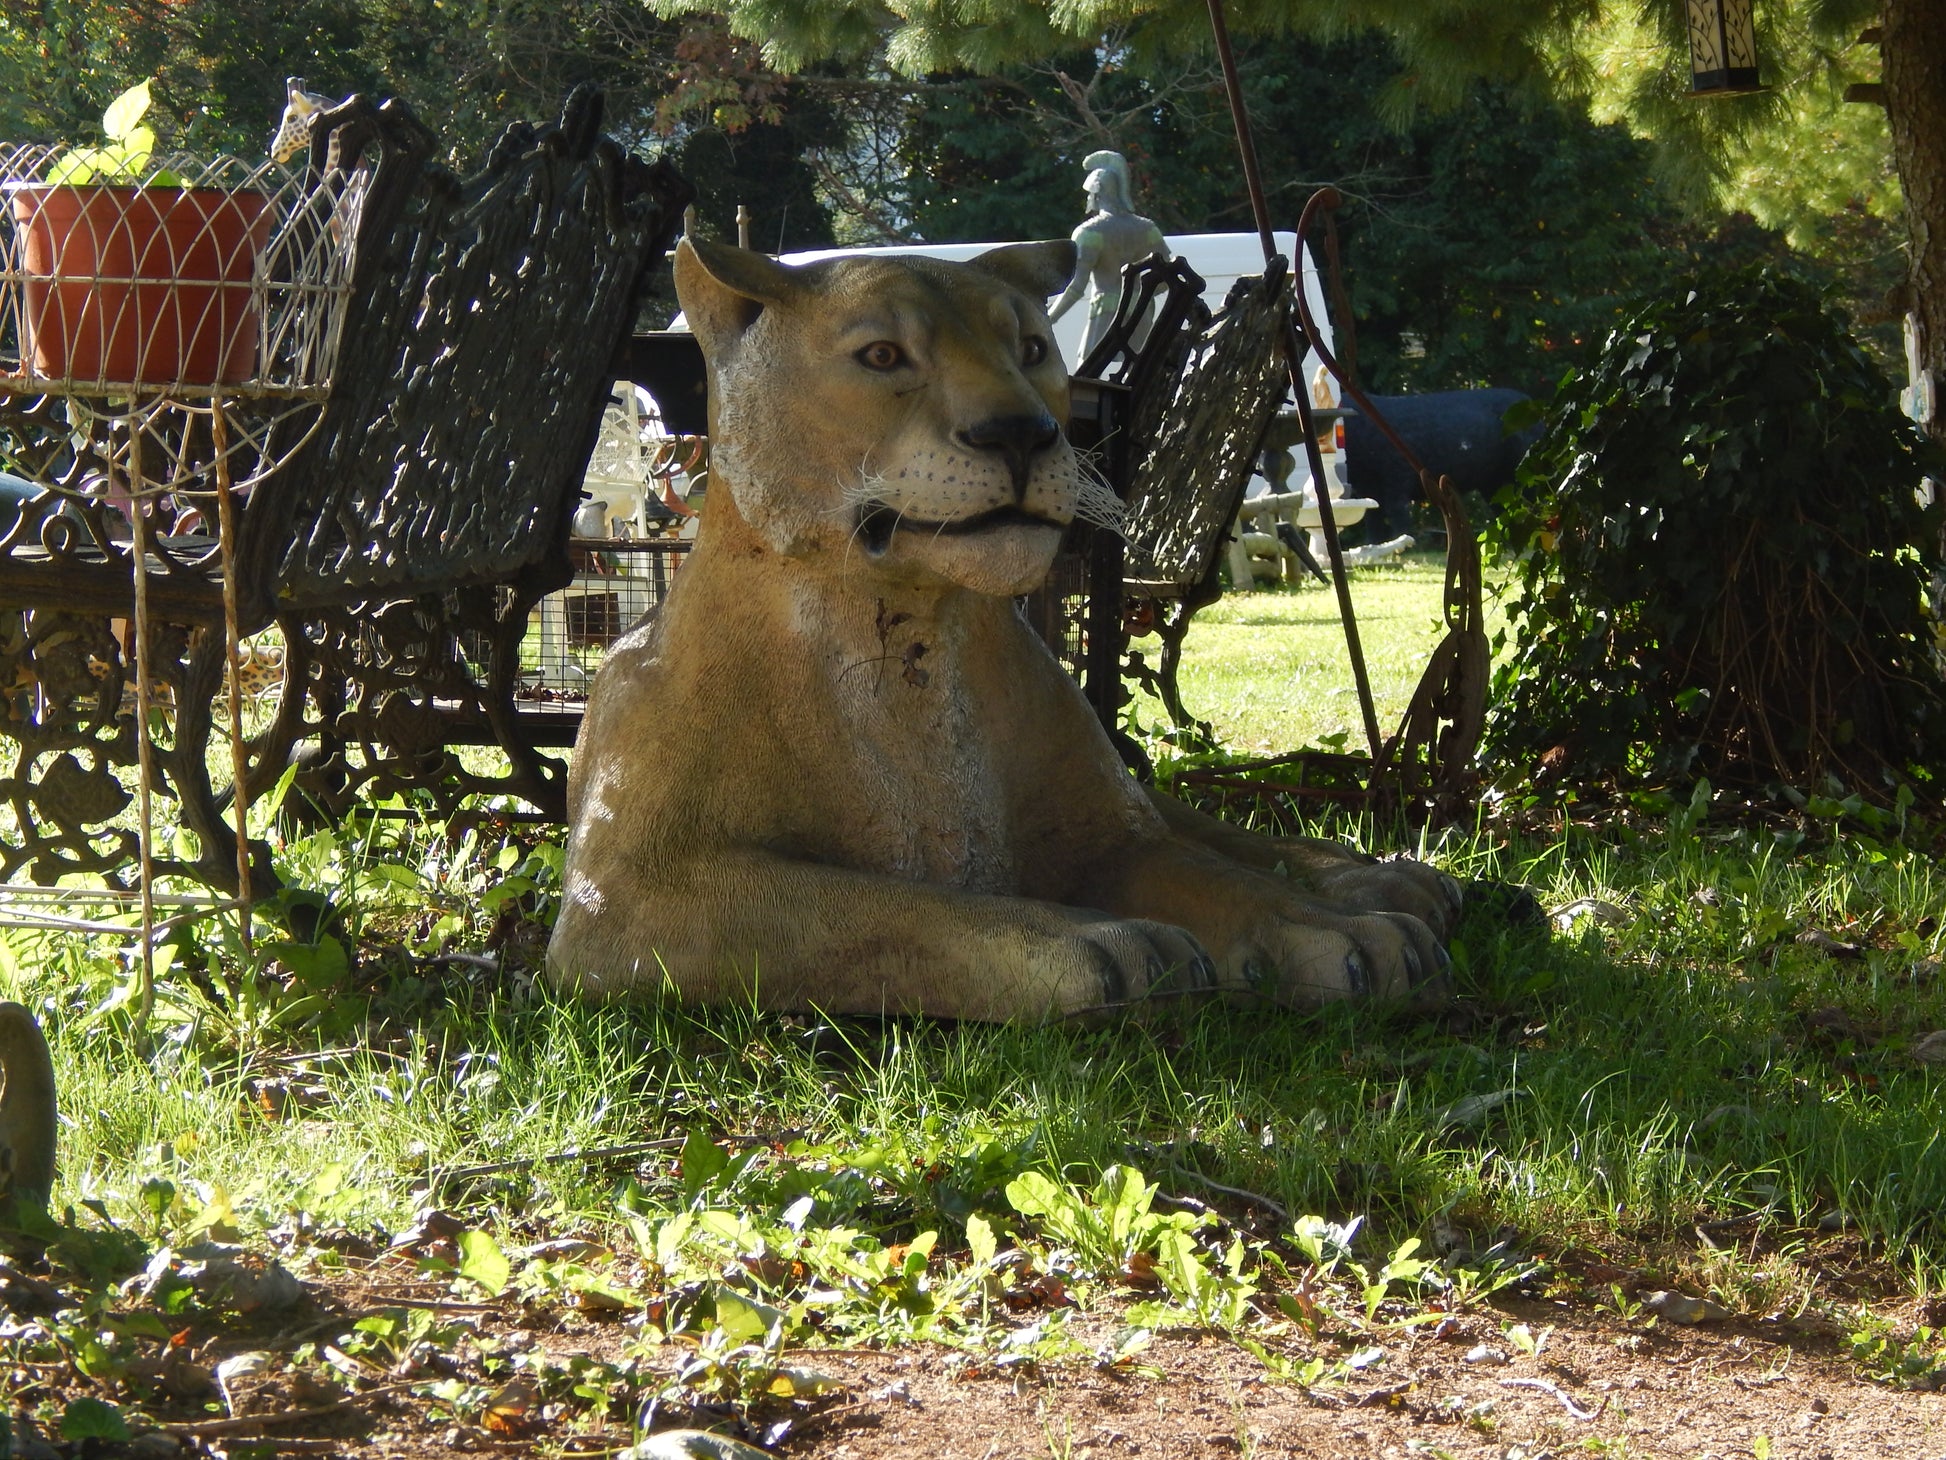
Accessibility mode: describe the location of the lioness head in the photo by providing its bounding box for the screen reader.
[675,237,1087,597]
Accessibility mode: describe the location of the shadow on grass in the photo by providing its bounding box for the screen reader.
[30,817,1946,1299]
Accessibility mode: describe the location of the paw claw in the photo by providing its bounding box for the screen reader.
[1441,874,1465,914]
[1344,952,1369,997]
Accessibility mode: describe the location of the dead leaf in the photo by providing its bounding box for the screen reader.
[483,1377,541,1435]
[1797,928,1863,959]
[1550,898,1628,931]
[1641,1289,1732,1324]
[629,1431,771,1460]
[1438,1089,1523,1129]
[1910,1030,1946,1064]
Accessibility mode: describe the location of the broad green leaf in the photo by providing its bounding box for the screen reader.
[259,936,349,988]
[46,147,110,184]
[457,1229,511,1296]
[712,1287,780,1345]
[107,1312,172,1341]
[680,1127,729,1205]
[186,1185,239,1239]
[1003,1171,1062,1217]
[965,1212,997,1269]
[767,1365,840,1397]
[102,80,153,142]
[61,1399,130,1443]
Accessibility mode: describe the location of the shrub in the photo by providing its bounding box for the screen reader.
[1485,267,1946,798]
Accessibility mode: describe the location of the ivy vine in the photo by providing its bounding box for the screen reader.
[1485,267,1946,799]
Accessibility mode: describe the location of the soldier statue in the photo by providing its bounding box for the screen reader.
[1048,150,1171,362]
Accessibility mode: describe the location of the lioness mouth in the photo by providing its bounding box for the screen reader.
[856,501,1063,555]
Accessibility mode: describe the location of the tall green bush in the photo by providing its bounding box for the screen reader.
[1486,267,1946,798]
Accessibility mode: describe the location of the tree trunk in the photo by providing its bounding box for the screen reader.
[1881,0,1946,448]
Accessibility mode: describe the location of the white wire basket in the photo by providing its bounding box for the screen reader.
[0,144,359,496]
[0,145,355,399]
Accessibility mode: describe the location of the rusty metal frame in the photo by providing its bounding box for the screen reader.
[1188,0,1491,825]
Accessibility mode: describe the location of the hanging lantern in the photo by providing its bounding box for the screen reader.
[1686,0,1764,95]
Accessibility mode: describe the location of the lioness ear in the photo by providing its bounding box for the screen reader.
[968,241,1078,304]
[674,237,804,356]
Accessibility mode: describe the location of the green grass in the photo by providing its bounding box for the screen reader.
[5,565,1946,1438]
[1132,551,1483,753]
[22,805,1944,1279]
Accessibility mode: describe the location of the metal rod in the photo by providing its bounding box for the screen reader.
[0,897,247,939]
[212,402,255,956]
[0,888,233,905]
[127,428,158,1031]
[1203,0,1385,763]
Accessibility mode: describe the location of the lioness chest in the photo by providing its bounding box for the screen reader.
[780,604,1029,893]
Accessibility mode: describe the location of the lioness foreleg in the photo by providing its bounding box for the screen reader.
[549,853,1217,1022]
[1144,788,1464,939]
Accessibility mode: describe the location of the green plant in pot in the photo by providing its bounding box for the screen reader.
[11,79,271,390]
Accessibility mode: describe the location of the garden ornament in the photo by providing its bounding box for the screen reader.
[0,1002,56,1225]
[1048,150,1171,361]
[547,239,1461,1020]
[268,78,338,163]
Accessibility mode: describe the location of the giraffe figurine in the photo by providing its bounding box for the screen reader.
[267,77,338,164]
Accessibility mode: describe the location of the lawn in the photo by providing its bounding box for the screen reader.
[3,560,1945,1457]
[1135,551,1462,753]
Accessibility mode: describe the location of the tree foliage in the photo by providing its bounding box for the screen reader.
[1485,268,1946,797]
[864,33,1795,393]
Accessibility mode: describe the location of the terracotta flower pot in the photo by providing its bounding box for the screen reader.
[11,185,271,388]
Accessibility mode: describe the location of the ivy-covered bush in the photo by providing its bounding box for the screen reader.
[1485,267,1946,798]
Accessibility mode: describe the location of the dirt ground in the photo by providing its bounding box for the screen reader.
[806,1309,1946,1460]
[55,1257,1938,1460]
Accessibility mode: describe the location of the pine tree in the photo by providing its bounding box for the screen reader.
[651,0,1946,446]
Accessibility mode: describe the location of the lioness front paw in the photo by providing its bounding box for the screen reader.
[1228,909,1452,1014]
[1025,918,1217,1020]
[1304,856,1464,940]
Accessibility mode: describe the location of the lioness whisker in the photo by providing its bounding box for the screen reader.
[1071,451,1126,537]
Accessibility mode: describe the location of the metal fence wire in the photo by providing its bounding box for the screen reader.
[0,144,356,405]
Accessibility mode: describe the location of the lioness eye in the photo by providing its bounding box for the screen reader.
[856,341,905,371]
[1022,335,1048,367]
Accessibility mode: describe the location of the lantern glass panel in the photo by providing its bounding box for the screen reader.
[1686,0,1762,94]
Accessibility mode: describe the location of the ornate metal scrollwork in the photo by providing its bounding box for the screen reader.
[271,585,567,827]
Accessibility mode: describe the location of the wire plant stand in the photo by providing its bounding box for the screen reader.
[0,142,356,1011]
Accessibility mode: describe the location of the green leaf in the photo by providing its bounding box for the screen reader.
[679,1127,729,1205]
[107,1311,173,1341]
[46,146,110,184]
[457,1229,511,1296]
[102,80,153,142]
[259,935,349,988]
[61,1398,131,1443]
[1003,1171,1063,1217]
[767,1365,840,1397]
[713,1287,780,1345]
[965,1212,997,1269]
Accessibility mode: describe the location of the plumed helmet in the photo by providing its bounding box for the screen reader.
[1081,149,1135,213]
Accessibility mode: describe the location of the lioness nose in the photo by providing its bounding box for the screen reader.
[958,413,1060,492]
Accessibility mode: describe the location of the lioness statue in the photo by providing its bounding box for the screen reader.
[547,238,1461,1019]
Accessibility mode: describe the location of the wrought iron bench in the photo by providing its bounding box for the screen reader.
[1025,253,1292,754]
[0,89,689,893]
